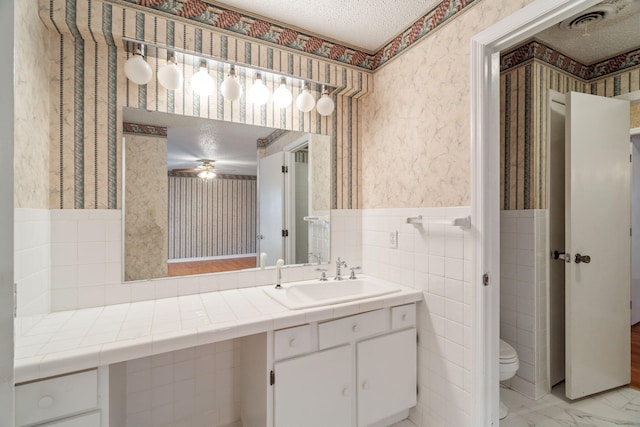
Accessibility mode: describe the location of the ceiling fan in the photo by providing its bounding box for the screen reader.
[170,159,217,180]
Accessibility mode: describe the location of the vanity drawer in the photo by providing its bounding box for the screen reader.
[40,411,101,427]
[391,303,416,330]
[274,324,313,360]
[15,369,98,427]
[319,309,390,349]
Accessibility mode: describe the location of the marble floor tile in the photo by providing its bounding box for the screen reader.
[501,383,640,426]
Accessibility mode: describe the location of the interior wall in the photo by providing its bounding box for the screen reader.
[124,134,168,281]
[14,0,49,209]
[501,59,640,211]
[168,176,257,260]
[39,0,371,211]
[0,0,14,424]
[360,0,536,209]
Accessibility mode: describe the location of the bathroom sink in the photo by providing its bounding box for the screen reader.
[263,276,400,309]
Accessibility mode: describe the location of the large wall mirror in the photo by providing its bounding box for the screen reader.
[122,107,331,282]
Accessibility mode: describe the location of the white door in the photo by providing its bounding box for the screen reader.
[565,91,630,400]
[273,345,352,427]
[356,329,416,427]
[258,152,284,267]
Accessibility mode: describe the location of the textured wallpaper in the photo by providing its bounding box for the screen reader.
[14,0,50,208]
[360,0,536,209]
[39,0,372,210]
[500,56,640,210]
[124,134,168,281]
[632,103,640,129]
[168,176,257,260]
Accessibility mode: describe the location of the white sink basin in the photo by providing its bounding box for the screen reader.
[263,276,400,309]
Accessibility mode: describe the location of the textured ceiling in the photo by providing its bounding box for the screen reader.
[123,108,276,175]
[212,0,439,52]
[535,0,640,64]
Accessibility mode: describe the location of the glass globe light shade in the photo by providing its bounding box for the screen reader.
[316,92,335,116]
[249,75,270,106]
[191,65,214,97]
[198,170,216,180]
[221,68,242,101]
[273,82,293,108]
[157,59,183,91]
[124,54,152,85]
[296,88,315,113]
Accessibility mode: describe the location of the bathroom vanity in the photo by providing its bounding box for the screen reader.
[14,277,422,427]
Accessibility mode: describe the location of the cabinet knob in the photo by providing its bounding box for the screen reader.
[289,338,297,347]
[401,313,408,321]
[362,380,370,390]
[352,324,360,333]
[342,387,350,397]
[38,395,54,409]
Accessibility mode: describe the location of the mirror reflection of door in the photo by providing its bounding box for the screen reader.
[258,152,284,267]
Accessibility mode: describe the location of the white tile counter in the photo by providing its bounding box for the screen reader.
[15,279,422,383]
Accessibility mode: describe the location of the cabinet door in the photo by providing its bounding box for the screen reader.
[357,328,417,427]
[274,345,352,427]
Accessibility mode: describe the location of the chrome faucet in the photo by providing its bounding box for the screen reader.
[334,257,347,281]
[275,259,284,289]
[349,266,361,280]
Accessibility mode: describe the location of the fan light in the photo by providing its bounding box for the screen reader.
[197,161,216,181]
[157,53,183,91]
[249,73,270,106]
[296,83,315,113]
[124,44,152,85]
[316,85,335,116]
[221,65,242,101]
[273,77,293,108]
[191,60,215,97]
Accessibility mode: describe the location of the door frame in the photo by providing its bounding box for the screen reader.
[470,0,600,424]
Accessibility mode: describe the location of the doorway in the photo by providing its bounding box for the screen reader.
[471,0,609,424]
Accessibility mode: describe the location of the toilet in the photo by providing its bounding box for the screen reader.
[499,339,519,419]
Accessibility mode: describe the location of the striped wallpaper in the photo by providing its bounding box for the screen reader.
[501,52,640,210]
[168,176,257,260]
[40,0,372,211]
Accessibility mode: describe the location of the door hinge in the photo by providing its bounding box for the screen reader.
[417,384,419,396]
[282,229,289,237]
[416,333,419,344]
[13,282,17,318]
[270,370,275,386]
[483,273,489,286]
[281,165,288,173]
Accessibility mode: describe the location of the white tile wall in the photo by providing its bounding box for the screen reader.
[124,340,240,427]
[361,207,473,427]
[500,210,548,400]
[14,209,51,321]
[35,209,362,311]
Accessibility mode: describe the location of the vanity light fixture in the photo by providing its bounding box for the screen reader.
[124,43,152,85]
[295,82,315,113]
[191,60,215,97]
[249,72,270,106]
[273,77,293,108]
[221,65,242,102]
[157,52,183,91]
[316,85,335,116]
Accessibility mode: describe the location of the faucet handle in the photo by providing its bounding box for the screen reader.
[349,266,361,280]
[315,267,328,281]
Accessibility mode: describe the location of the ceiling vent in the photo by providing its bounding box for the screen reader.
[559,3,621,30]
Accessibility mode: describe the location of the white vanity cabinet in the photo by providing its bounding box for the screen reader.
[241,303,417,427]
[14,368,109,427]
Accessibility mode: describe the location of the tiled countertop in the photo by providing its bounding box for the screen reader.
[15,278,422,383]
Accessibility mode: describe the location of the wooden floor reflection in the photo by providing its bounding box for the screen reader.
[632,322,640,390]
[168,256,257,276]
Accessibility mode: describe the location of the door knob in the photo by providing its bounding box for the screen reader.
[574,253,591,264]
